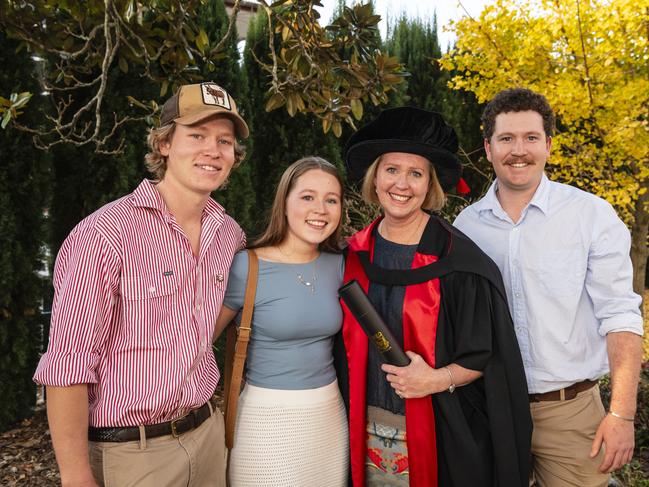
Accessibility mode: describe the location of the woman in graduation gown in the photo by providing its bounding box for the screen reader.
[335,107,532,487]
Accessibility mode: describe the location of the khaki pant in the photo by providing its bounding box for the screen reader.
[89,408,226,487]
[530,385,610,487]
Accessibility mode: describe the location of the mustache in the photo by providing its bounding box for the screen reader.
[504,157,534,165]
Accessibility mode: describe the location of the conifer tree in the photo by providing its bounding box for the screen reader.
[196,0,256,233]
[336,0,386,156]
[243,9,344,238]
[385,14,483,204]
[0,32,49,430]
[48,73,151,256]
[386,14,445,111]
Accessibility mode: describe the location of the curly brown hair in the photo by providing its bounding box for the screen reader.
[481,88,555,140]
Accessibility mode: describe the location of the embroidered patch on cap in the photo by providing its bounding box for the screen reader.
[201,83,231,110]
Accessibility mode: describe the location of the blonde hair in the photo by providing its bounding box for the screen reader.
[361,155,446,211]
[253,157,344,253]
[144,120,247,181]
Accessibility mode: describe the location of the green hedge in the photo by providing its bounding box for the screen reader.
[0,31,50,431]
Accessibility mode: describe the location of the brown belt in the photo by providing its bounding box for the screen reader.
[88,397,217,442]
[529,379,598,403]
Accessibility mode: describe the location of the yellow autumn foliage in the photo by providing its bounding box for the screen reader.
[441,0,649,224]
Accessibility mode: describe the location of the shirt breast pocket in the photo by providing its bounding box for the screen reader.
[536,249,586,296]
[121,271,181,347]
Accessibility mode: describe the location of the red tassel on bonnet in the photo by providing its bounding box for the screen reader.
[456,177,470,195]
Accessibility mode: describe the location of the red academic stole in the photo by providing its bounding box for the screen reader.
[342,219,441,487]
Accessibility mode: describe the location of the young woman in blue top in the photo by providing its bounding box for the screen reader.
[214,156,348,486]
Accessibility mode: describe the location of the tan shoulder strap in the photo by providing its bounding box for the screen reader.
[223,249,258,450]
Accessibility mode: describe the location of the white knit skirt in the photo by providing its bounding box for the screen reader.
[228,380,349,487]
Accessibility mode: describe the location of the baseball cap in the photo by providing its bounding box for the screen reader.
[159,82,249,139]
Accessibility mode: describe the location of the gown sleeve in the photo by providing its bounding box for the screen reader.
[439,271,493,371]
[434,270,532,487]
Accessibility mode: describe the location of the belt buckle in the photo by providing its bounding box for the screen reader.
[171,413,188,438]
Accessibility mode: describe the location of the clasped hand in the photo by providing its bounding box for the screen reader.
[381,351,450,399]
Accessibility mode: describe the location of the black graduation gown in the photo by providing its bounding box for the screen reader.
[335,215,532,486]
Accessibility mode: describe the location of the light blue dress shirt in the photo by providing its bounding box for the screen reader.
[454,174,643,393]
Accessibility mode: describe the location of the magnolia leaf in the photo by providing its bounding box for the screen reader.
[293,92,305,111]
[322,116,332,134]
[123,0,134,20]
[197,28,209,53]
[126,96,149,110]
[13,92,33,109]
[1,111,12,129]
[118,56,129,73]
[350,98,363,120]
[265,93,285,112]
[286,93,296,117]
[332,121,342,137]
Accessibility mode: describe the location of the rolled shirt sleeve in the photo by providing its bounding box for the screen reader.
[586,200,643,336]
[453,176,643,392]
[34,224,120,386]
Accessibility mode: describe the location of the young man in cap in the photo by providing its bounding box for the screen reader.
[34,82,249,487]
[454,88,643,486]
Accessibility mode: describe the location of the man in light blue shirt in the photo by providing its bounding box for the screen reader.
[454,88,643,487]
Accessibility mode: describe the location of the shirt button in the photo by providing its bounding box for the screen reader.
[149,286,156,294]
[216,274,224,283]
[515,292,521,297]
[195,304,201,311]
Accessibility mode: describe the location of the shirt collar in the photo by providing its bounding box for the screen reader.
[130,179,225,223]
[474,173,550,217]
[473,179,500,213]
[202,195,226,224]
[131,179,167,212]
[526,173,550,215]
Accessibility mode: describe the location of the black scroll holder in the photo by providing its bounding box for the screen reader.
[338,279,410,367]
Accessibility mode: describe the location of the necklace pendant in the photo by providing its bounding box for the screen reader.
[297,273,316,294]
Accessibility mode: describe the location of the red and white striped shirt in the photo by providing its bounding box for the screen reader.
[34,180,245,427]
